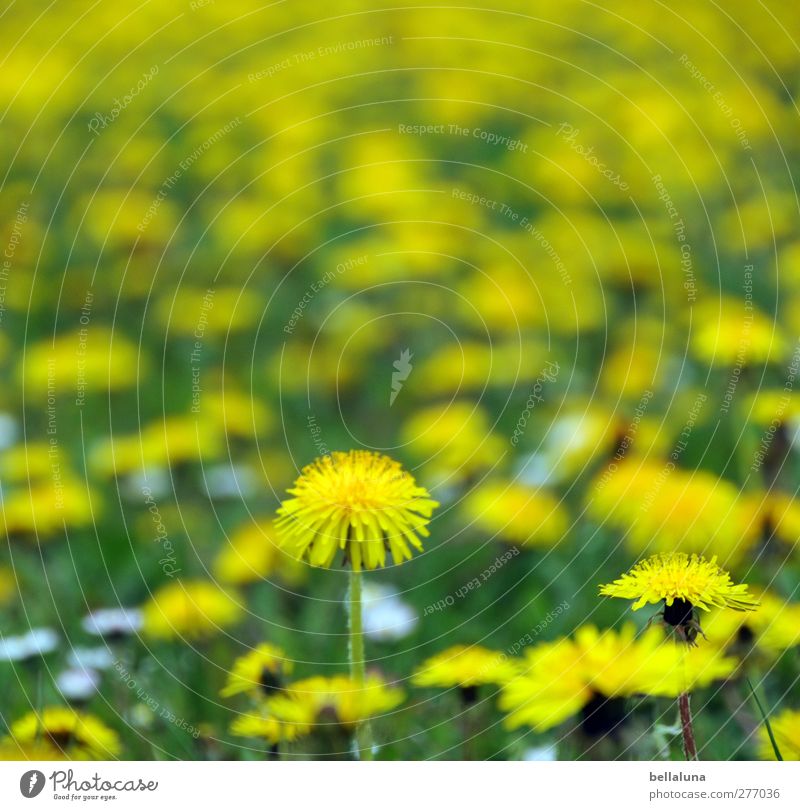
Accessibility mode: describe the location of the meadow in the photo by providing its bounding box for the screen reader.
[0,1,799,762]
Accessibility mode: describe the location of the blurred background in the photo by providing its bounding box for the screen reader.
[1,1,799,760]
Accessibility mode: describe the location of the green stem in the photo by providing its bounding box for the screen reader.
[349,567,374,760]
[679,692,698,761]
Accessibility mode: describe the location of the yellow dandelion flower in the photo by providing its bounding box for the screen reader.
[588,461,760,565]
[462,481,567,547]
[285,675,405,729]
[230,699,314,745]
[213,520,304,586]
[758,709,800,760]
[690,298,787,367]
[412,644,519,690]
[221,643,293,698]
[704,590,800,657]
[275,450,438,571]
[10,707,120,759]
[0,737,67,760]
[401,403,506,485]
[763,493,800,552]
[142,580,243,640]
[600,553,759,643]
[500,624,736,734]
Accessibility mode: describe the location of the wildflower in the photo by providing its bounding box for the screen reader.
[600,553,759,644]
[81,607,143,638]
[56,668,101,702]
[10,707,120,759]
[401,403,506,485]
[588,461,760,565]
[412,645,519,690]
[0,627,59,661]
[142,580,243,640]
[361,582,418,642]
[285,675,405,730]
[757,709,800,760]
[275,450,438,570]
[703,590,800,657]
[462,480,567,547]
[690,298,787,367]
[230,701,314,745]
[500,625,736,734]
[221,644,293,698]
[213,519,304,586]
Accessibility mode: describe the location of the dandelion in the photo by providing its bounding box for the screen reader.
[600,554,758,760]
[462,480,567,547]
[221,643,293,698]
[500,625,736,737]
[142,580,243,640]
[276,450,436,760]
[9,707,120,759]
[757,708,800,760]
[275,450,438,571]
[599,552,759,644]
[412,644,518,701]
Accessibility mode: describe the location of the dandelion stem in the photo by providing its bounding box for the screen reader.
[679,692,698,761]
[349,567,374,760]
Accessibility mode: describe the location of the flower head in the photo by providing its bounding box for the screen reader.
[230,699,314,745]
[284,674,405,729]
[412,644,519,689]
[757,708,800,760]
[9,707,120,759]
[142,580,243,640]
[275,450,438,570]
[600,553,759,613]
[500,624,736,734]
[221,643,293,698]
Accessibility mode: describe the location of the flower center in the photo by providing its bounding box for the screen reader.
[580,693,627,738]
[663,598,694,627]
